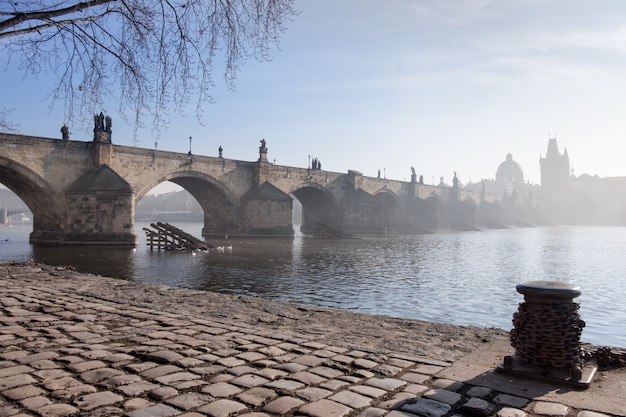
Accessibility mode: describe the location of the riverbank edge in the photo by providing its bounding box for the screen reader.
[2,262,624,366]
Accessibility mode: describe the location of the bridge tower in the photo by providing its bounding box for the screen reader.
[540,137,571,224]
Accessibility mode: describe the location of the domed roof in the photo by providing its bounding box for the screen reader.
[496,153,524,183]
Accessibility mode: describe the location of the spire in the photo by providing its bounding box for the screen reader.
[545,138,559,158]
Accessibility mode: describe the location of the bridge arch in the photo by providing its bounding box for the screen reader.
[425,192,445,207]
[290,183,341,232]
[422,194,445,231]
[374,188,402,232]
[135,171,236,205]
[403,193,445,232]
[137,170,242,237]
[0,156,67,242]
[462,196,478,208]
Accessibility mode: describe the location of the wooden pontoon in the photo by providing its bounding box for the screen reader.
[143,222,213,251]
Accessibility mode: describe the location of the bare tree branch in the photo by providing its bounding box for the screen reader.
[0,0,116,34]
[0,0,298,143]
[0,107,18,132]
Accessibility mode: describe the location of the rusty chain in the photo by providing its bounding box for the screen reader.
[510,301,585,368]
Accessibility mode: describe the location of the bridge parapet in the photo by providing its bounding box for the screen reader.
[1,131,513,244]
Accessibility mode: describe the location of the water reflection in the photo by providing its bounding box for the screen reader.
[32,246,137,280]
[2,223,626,347]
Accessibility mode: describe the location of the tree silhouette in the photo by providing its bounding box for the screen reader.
[0,1,297,140]
[0,108,17,132]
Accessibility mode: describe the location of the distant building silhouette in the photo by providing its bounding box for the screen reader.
[496,153,524,196]
[569,174,626,225]
[465,152,539,227]
[521,137,626,226]
[539,138,571,224]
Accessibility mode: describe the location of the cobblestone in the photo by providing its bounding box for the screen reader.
[400,397,452,417]
[197,398,248,417]
[466,385,493,399]
[1,386,45,401]
[577,412,611,417]
[260,396,304,414]
[164,393,212,410]
[124,403,180,417]
[236,387,277,406]
[364,377,407,391]
[423,388,463,406]
[37,403,79,417]
[494,393,532,409]
[533,401,570,416]
[460,397,497,416]
[73,391,124,410]
[298,398,352,417]
[498,407,529,417]
[0,274,623,417]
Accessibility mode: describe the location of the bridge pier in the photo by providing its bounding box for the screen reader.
[241,183,294,236]
[205,184,294,238]
[341,192,385,233]
[59,165,137,245]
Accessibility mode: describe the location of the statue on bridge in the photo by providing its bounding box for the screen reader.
[258,139,268,162]
[93,112,112,143]
[218,145,223,158]
[93,112,112,133]
[61,124,69,141]
[94,113,104,130]
[311,157,321,170]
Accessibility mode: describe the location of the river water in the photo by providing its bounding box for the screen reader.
[1,223,624,347]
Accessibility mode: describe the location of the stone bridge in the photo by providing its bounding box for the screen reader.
[0,129,506,245]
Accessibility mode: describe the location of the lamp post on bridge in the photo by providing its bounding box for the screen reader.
[187,136,193,166]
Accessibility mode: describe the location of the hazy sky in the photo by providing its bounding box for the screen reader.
[3,0,626,191]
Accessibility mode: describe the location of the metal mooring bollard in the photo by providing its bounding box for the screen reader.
[497,280,598,388]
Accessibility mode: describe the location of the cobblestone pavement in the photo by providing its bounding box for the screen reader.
[0,277,623,417]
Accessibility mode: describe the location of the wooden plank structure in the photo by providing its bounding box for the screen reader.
[143,222,213,251]
[312,221,358,239]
